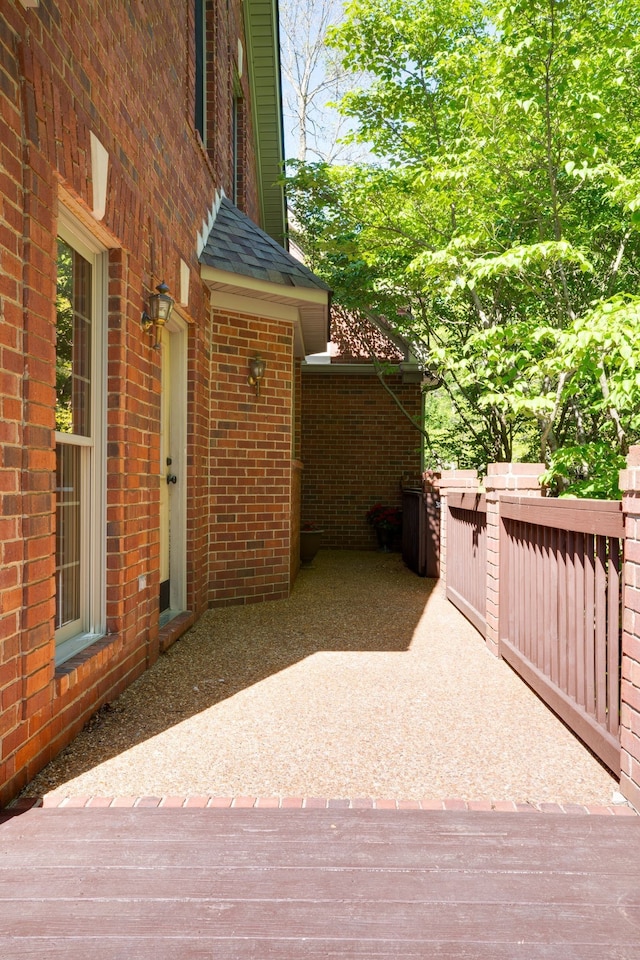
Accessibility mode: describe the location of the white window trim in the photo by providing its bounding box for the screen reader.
[55,210,107,666]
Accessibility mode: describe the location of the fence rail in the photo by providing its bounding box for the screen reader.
[499,496,623,774]
[446,493,487,636]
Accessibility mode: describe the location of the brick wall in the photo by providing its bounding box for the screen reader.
[290,361,303,584]
[620,447,640,811]
[300,369,423,550]
[0,13,23,795]
[291,460,303,585]
[203,0,258,216]
[1,3,60,803]
[0,0,281,805]
[208,309,295,605]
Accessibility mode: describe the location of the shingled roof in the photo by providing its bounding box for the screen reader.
[199,198,330,293]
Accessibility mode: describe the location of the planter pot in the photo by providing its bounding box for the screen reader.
[300,529,324,564]
[375,526,398,552]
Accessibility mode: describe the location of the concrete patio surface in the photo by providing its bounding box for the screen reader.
[21,551,621,806]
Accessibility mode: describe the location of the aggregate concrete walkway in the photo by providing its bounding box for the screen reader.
[22,551,620,807]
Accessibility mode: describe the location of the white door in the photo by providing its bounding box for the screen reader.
[159,320,187,619]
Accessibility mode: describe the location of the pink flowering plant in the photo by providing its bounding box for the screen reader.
[366,503,402,532]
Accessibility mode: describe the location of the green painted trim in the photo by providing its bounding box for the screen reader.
[244,0,287,246]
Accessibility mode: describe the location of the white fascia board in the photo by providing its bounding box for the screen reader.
[209,289,299,324]
[302,363,399,376]
[200,264,328,307]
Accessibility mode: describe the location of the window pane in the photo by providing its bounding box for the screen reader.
[55,443,81,630]
[195,0,205,138]
[232,94,238,204]
[56,239,92,436]
[232,90,244,206]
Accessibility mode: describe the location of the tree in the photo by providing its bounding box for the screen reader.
[280,0,366,162]
[287,0,640,494]
[55,239,74,434]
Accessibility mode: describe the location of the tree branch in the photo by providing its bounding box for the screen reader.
[598,363,627,453]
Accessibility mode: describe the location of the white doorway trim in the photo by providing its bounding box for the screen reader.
[162,315,188,617]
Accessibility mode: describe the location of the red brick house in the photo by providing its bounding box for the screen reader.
[0,0,329,804]
[301,308,424,550]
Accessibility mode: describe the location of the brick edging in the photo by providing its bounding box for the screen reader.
[9,796,637,815]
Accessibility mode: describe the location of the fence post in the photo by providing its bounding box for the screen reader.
[437,470,479,587]
[484,463,544,658]
[422,471,441,578]
[619,446,640,811]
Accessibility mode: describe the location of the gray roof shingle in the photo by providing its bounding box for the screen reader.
[199,198,331,293]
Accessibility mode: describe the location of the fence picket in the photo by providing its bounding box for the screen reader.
[445,497,487,636]
[595,536,608,725]
[507,520,516,649]
[608,539,621,737]
[558,528,568,695]
[549,525,559,685]
[575,531,586,708]
[584,534,596,716]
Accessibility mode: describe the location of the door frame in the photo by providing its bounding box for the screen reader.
[161,314,188,616]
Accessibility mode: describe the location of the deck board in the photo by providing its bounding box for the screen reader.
[1,808,639,958]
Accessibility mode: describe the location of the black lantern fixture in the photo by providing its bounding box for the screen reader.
[248,355,266,396]
[142,281,175,347]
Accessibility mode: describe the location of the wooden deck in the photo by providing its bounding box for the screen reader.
[1,807,639,958]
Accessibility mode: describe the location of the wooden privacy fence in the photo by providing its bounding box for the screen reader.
[499,497,623,775]
[445,493,487,637]
[439,471,624,774]
[437,454,640,809]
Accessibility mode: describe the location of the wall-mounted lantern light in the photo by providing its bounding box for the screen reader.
[142,281,175,347]
[248,356,266,397]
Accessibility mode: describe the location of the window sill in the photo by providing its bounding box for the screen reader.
[54,634,117,696]
[55,631,107,668]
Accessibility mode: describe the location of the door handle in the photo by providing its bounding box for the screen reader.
[166,473,177,484]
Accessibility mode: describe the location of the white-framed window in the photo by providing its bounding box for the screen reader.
[54,211,106,665]
[195,0,207,141]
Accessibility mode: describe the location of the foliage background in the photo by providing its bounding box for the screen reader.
[286,0,640,497]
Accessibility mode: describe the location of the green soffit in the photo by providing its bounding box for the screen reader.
[244,0,287,247]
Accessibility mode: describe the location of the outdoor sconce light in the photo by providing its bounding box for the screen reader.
[141,281,175,347]
[248,355,266,396]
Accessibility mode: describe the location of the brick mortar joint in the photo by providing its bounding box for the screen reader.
[484,483,543,495]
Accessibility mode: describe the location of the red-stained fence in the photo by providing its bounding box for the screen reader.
[499,496,624,774]
[446,492,487,637]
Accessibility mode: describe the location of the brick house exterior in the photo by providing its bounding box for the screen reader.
[301,310,424,550]
[0,0,329,805]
